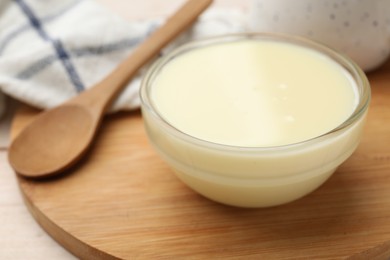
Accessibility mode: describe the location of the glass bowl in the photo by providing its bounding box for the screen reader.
[140,33,370,208]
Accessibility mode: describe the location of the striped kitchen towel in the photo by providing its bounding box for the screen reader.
[0,0,246,113]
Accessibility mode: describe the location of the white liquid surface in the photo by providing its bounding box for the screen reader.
[143,38,368,207]
[151,40,358,147]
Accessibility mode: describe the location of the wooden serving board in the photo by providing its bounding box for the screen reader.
[10,60,390,259]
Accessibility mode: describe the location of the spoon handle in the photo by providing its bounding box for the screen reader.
[70,0,213,115]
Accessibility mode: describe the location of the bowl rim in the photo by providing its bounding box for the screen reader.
[140,32,371,152]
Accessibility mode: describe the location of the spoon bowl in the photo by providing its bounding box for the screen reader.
[9,105,96,177]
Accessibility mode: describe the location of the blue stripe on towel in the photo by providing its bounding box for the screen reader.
[16,36,147,80]
[0,0,83,55]
[14,0,85,92]
[71,37,144,57]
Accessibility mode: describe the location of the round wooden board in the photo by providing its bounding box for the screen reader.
[10,61,390,259]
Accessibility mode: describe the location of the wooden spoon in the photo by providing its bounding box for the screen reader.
[8,0,213,178]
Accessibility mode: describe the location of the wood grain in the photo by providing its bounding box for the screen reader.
[9,59,390,259]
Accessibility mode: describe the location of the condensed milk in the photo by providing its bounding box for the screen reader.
[140,34,370,207]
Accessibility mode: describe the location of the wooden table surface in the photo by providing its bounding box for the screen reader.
[0,0,249,259]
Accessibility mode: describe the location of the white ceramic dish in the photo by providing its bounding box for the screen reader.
[249,0,390,71]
